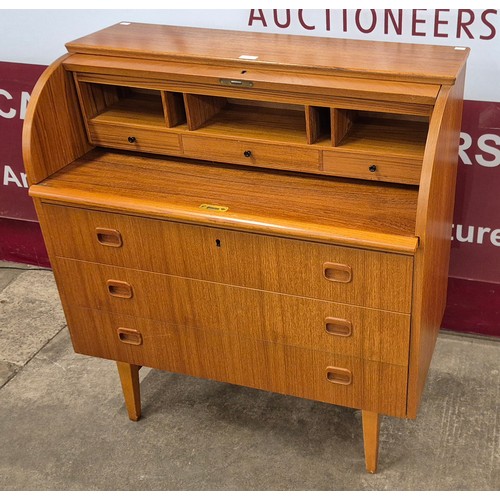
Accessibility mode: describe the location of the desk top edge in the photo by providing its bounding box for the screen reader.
[65,22,470,85]
[29,149,419,255]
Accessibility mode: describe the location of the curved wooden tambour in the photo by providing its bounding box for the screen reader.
[22,55,92,186]
[63,54,438,114]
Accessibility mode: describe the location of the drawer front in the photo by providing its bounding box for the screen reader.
[65,306,408,417]
[54,258,410,365]
[89,123,181,155]
[182,135,320,172]
[42,203,413,312]
[322,150,422,185]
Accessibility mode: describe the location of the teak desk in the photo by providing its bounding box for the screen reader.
[23,23,469,473]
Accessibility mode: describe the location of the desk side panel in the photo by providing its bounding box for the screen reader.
[408,67,466,418]
[22,55,92,185]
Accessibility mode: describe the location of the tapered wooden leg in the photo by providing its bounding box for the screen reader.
[116,362,141,421]
[362,410,380,473]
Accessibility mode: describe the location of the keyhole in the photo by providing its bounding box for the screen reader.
[216,239,221,247]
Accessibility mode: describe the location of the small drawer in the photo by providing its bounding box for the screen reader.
[89,122,181,155]
[182,135,320,173]
[65,306,408,418]
[322,150,422,185]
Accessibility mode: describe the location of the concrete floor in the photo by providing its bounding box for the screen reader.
[0,262,498,490]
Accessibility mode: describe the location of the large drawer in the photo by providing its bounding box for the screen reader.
[182,135,320,173]
[53,258,411,365]
[65,306,408,417]
[42,204,413,313]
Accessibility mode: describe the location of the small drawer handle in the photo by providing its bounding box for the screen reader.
[117,328,143,346]
[325,317,352,337]
[323,262,352,283]
[243,150,252,158]
[128,136,136,144]
[326,366,352,386]
[107,280,133,299]
[96,228,122,248]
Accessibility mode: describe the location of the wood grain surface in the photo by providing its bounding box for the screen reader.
[116,361,141,421]
[89,123,182,155]
[64,306,408,417]
[323,151,423,185]
[362,410,380,473]
[408,67,467,418]
[65,59,436,115]
[40,203,414,312]
[30,150,419,254]
[181,135,320,172]
[53,257,411,365]
[24,24,469,470]
[22,56,92,185]
[65,23,469,84]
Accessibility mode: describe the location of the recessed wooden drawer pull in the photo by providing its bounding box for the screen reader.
[323,262,352,283]
[96,228,123,248]
[325,317,352,337]
[117,328,143,346]
[107,279,133,299]
[326,366,353,386]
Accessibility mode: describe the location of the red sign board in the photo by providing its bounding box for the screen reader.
[1,60,499,331]
[0,61,46,221]
[450,100,500,283]
[1,61,499,283]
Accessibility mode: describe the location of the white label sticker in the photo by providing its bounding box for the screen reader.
[239,55,258,60]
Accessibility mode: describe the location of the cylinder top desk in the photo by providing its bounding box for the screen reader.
[22,22,469,473]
